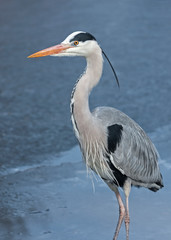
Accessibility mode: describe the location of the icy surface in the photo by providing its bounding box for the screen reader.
[0,0,171,169]
[0,126,170,240]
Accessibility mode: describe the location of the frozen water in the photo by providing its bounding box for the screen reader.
[0,126,170,240]
[0,0,171,169]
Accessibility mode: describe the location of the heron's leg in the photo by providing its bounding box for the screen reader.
[113,188,125,240]
[125,196,130,240]
[123,180,131,240]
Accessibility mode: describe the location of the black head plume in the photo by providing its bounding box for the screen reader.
[102,49,120,88]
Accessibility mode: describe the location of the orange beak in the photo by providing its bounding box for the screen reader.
[27,44,72,58]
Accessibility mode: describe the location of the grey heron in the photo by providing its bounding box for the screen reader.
[28,31,164,240]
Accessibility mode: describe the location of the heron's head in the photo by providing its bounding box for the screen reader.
[28,31,100,58]
[28,31,119,87]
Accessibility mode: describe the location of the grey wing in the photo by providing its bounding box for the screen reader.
[93,106,163,186]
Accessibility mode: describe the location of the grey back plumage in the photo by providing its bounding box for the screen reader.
[93,106,163,190]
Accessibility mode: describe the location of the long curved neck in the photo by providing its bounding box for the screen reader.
[71,47,103,138]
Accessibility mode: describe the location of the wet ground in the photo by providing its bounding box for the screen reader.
[0,0,171,239]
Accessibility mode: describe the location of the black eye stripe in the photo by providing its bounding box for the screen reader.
[70,32,96,43]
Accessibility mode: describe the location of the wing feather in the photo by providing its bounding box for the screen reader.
[93,106,163,185]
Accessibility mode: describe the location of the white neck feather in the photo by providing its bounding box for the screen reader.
[70,45,113,179]
[71,45,103,138]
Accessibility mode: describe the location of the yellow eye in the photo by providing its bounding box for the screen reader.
[74,41,79,46]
